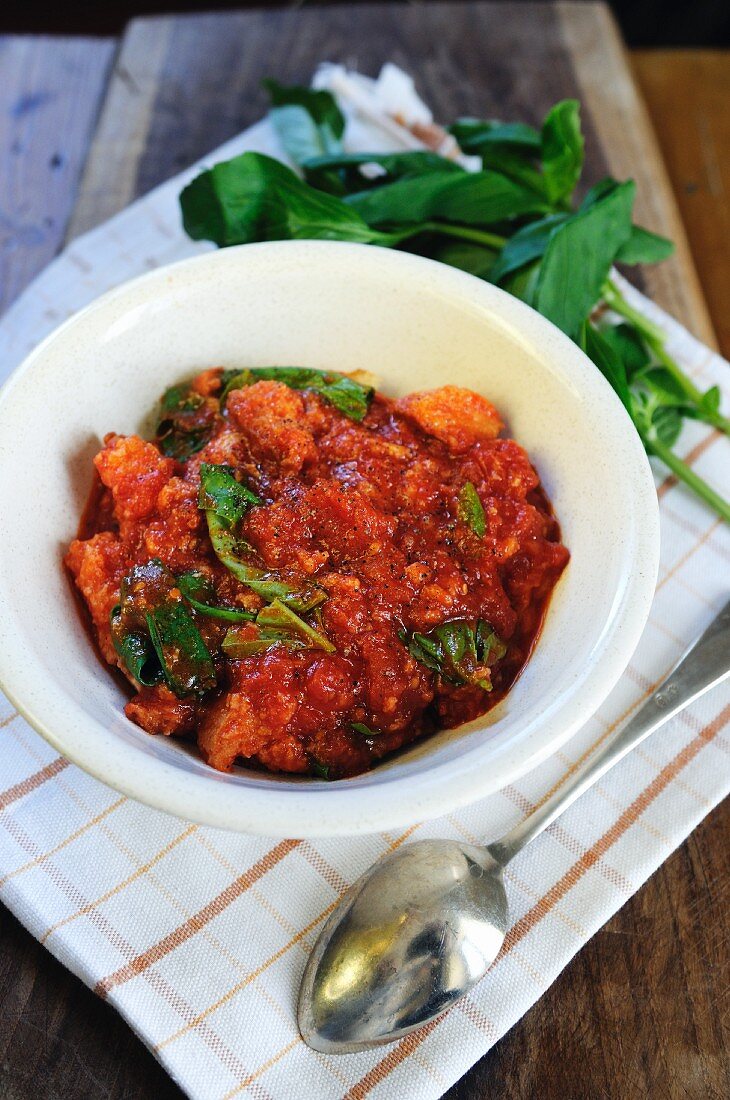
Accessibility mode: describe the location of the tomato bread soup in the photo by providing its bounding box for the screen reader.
[66,369,568,779]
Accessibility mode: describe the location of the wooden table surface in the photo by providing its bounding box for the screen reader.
[0,6,728,1098]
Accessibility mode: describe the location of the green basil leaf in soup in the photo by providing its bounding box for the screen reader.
[110,605,163,687]
[177,571,256,622]
[156,384,216,461]
[222,366,374,423]
[113,559,216,697]
[198,463,261,523]
[197,464,325,613]
[222,599,334,657]
[145,601,217,697]
[403,619,506,691]
[351,722,383,738]
[458,481,487,536]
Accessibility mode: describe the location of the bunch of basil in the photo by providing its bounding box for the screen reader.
[179,80,729,522]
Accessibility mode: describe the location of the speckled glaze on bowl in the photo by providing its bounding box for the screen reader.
[0,241,659,836]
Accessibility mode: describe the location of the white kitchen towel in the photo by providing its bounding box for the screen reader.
[0,65,728,1100]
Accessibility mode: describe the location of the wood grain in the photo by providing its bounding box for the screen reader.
[632,50,730,358]
[0,17,728,1100]
[558,5,717,347]
[0,36,115,313]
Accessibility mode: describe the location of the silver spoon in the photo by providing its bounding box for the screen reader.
[298,598,730,1054]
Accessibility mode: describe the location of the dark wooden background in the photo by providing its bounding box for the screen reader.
[0,5,728,1097]
[3,0,730,47]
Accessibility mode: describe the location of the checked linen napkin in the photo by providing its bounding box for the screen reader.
[0,64,728,1100]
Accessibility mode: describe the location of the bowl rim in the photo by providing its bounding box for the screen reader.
[0,240,660,836]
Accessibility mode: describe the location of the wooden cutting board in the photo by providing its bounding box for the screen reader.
[67,0,716,346]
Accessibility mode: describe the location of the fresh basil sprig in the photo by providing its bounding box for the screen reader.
[221,365,373,422]
[198,463,325,612]
[222,598,334,657]
[111,559,216,697]
[401,619,506,691]
[177,80,730,522]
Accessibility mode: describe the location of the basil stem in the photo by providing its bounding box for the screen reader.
[603,280,730,437]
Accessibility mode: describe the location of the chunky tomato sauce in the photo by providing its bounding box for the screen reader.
[66,370,568,778]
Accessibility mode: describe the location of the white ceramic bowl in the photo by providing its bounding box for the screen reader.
[0,241,659,836]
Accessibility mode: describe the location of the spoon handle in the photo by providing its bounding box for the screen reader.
[488,598,730,867]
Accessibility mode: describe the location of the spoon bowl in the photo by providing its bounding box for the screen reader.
[297,839,508,1053]
[298,601,729,1054]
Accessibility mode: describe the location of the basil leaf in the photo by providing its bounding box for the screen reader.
[580,178,620,209]
[651,405,683,447]
[257,599,334,652]
[458,482,486,536]
[156,385,215,461]
[311,760,331,780]
[540,99,584,205]
[448,119,545,193]
[345,170,550,228]
[223,366,373,422]
[535,180,636,338]
[198,463,261,523]
[700,385,721,417]
[145,601,217,697]
[489,213,569,283]
[615,225,675,265]
[581,323,633,415]
[219,369,254,406]
[180,153,396,248]
[110,605,163,687]
[476,621,508,662]
[198,466,325,613]
[222,598,334,656]
[449,118,541,154]
[114,560,216,697]
[501,259,542,307]
[599,323,651,379]
[304,150,463,196]
[178,571,256,623]
[351,721,382,738]
[264,79,345,138]
[402,619,505,691]
[427,239,498,279]
[269,105,343,165]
